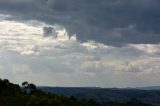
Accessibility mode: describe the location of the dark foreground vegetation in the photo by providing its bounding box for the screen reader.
[0,78,154,106]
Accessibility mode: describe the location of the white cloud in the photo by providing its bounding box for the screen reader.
[130,44,160,53]
[0,18,160,87]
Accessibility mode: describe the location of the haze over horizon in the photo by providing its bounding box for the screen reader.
[0,0,160,88]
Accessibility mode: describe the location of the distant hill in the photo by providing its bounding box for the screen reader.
[40,87,160,106]
[135,86,160,90]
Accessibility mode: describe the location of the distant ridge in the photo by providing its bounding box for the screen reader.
[39,85,160,90]
[135,86,160,90]
[39,86,160,105]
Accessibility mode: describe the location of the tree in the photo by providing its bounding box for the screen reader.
[22,81,29,93]
[22,82,37,93]
[22,81,29,88]
[3,79,10,85]
[29,83,36,91]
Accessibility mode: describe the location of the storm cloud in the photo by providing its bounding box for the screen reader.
[0,0,160,87]
[0,0,160,45]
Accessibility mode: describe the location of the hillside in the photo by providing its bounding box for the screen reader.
[40,87,160,106]
[0,79,101,106]
[0,78,155,106]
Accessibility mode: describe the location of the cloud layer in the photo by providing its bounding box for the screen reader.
[0,0,160,45]
[0,0,160,87]
[0,18,159,87]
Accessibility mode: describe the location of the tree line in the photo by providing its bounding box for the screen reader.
[0,78,153,106]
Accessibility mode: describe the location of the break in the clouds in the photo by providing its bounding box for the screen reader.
[0,0,160,45]
[0,0,160,87]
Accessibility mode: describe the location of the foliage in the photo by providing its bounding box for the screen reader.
[0,78,154,106]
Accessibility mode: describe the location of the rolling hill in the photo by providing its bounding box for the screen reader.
[40,87,160,105]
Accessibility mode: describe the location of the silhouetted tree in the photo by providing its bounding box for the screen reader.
[29,83,36,89]
[3,79,9,85]
[22,81,29,88]
[22,81,29,93]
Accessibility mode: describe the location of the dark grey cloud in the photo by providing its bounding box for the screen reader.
[0,0,160,46]
[43,27,55,37]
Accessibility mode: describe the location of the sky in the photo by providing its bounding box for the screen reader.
[0,0,160,88]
